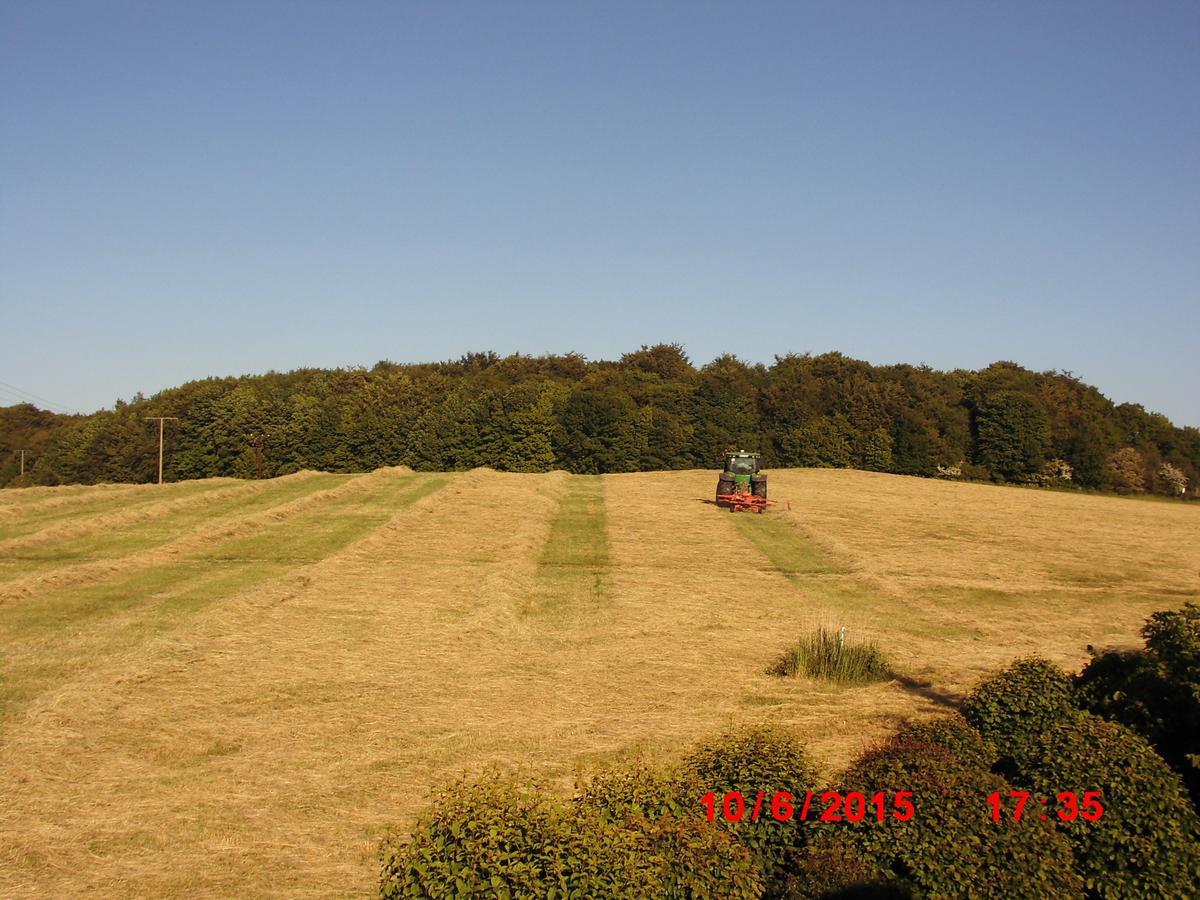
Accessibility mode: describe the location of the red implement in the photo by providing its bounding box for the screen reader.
[716,492,776,513]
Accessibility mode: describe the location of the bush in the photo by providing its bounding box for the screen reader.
[1074,603,1200,808]
[645,814,765,898]
[769,627,892,685]
[685,725,819,886]
[807,736,1082,899]
[1016,714,1200,897]
[380,769,765,899]
[781,845,904,899]
[574,762,699,822]
[574,763,765,897]
[379,774,655,898]
[892,713,997,772]
[961,657,1074,768]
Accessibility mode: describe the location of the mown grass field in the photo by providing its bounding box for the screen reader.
[1,467,1197,896]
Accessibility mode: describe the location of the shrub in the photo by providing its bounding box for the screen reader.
[378,774,656,898]
[807,736,1082,899]
[646,814,765,899]
[381,768,765,899]
[1144,601,1200,675]
[892,713,997,772]
[961,656,1074,768]
[1075,603,1200,807]
[781,844,903,899]
[573,763,766,897]
[685,725,819,886]
[769,627,892,685]
[1016,714,1200,897]
[574,762,699,822]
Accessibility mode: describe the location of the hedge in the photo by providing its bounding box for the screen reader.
[684,725,819,886]
[804,735,1083,899]
[379,769,763,899]
[961,656,1075,769]
[1017,714,1200,897]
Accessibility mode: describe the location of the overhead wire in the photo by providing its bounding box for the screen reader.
[0,380,78,415]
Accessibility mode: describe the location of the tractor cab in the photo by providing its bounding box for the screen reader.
[723,452,760,478]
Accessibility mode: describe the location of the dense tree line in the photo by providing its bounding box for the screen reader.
[2,345,1197,497]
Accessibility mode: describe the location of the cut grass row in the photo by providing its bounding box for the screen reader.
[0,474,341,583]
[0,471,449,724]
[524,475,608,617]
[0,478,238,541]
[732,509,988,647]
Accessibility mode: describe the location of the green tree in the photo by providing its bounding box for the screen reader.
[858,428,894,471]
[781,416,854,468]
[974,391,1050,480]
[558,381,646,474]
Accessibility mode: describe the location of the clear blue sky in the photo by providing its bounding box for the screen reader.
[2,1,1197,425]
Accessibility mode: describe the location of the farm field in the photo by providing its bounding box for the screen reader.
[0,467,1197,897]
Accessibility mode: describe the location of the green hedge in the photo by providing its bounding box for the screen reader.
[1074,602,1200,808]
[962,656,1075,768]
[379,774,652,898]
[892,713,997,772]
[1017,714,1200,897]
[810,734,1082,899]
[684,725,819,886]
[782,844,903,899]
[961,653,1200,896]
[574,763,764,897]
[379,769,764,899]
[573,763,699,822]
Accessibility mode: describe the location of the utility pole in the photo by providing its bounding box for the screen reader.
[18,449,27,477]
[144,417,179,485]
[250,432,265,480]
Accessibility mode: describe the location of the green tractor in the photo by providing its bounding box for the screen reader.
[716,449,768,510]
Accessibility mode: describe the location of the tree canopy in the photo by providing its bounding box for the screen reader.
[2,346,1197,498]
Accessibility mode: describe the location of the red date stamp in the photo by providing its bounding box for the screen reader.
[987,790,1104,822]
[701,790,915,824]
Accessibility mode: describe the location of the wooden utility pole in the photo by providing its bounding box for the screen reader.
[249,432,265,480]
[17,449,27,477]
[144,417,179,484]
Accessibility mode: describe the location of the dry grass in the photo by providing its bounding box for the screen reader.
[0,467,1196,897]
[0,471,376,603]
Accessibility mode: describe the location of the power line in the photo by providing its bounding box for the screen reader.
[0,379,76,414]
[0,387,70,415]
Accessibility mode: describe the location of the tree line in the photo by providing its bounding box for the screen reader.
[2,345,1197,497]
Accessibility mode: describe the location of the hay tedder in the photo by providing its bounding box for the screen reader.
[716,449,778,513]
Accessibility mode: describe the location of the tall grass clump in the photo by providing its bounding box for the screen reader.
[769,626,892,684]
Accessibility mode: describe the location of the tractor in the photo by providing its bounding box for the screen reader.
[716,450,769,511]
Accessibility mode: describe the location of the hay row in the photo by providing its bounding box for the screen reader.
[0,468,406,606]
[0,480,151,508]
[0,467,552,896]
[0,477,300,554]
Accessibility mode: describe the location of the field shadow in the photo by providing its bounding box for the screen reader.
[892,675,963,709]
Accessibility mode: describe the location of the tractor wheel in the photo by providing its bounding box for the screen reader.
[751,476,767,500]
[716,477,734,505]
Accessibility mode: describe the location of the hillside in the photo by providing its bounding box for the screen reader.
[0,467,1196,895]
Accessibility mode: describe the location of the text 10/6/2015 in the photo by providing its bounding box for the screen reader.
[701,790,914,824]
